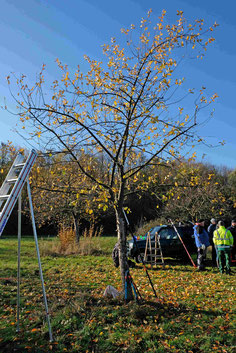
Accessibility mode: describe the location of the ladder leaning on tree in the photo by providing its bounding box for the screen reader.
[0,149,53,342]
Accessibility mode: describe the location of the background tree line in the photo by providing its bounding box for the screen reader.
[1,142,235,237]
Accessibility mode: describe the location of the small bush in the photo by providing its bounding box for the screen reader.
[58,226,77,252]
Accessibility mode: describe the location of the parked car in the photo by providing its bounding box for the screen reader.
[127,224,195,262]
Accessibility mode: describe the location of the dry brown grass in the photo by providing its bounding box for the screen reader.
[58,226,77,252]
[83,223,103,238]
[39,225,103,257]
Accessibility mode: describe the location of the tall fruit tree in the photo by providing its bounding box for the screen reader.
[9,10,218,300]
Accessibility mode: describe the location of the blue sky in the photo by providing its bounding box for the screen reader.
[0,0,235,169]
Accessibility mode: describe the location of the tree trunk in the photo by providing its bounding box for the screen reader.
[115,206,133,302]
[72,213,80,243]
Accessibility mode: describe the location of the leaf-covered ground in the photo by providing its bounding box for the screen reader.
[0,237,235,353]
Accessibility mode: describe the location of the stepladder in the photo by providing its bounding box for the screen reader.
[143,232,165,268]
[0,149,53,341]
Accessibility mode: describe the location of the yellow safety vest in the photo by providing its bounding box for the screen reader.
[213,226,234,247]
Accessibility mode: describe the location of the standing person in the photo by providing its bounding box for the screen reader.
[227,220,236,261]
[193,219,210,271]
[213,221,234,274]
[207,218,217,266]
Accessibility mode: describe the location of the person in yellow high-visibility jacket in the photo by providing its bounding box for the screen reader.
[213,221,234,274]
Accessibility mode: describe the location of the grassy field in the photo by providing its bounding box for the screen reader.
[0,236,235,353]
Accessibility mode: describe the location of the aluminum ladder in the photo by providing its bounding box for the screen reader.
[0,150,53,341]
[144,231,165,268]
[0,150,37,236]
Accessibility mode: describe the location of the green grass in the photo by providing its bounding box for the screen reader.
[0,236,235,352]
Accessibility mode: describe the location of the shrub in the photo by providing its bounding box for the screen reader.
[58,226,77,252]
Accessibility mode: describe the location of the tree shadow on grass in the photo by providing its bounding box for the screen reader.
[132,263,227,275]
[132,261,196,273]
[1,284,232,353]
[143,299,228,320]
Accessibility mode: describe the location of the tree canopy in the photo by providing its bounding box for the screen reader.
[8,10,219,299]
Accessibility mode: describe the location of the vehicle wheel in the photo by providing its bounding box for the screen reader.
[135,253,144,263]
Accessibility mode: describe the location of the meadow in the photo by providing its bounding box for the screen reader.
[0,236,235,353]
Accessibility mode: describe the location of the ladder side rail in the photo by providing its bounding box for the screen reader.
[0,151,37,236]
[16,193,22,332]
[26,179,53,342]
[155,232,157,266]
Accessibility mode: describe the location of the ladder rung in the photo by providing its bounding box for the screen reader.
[14,163,25,168]
[0,195,10,200]
[7,178,18,184]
